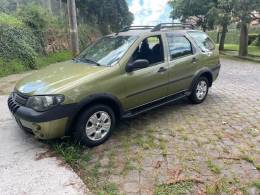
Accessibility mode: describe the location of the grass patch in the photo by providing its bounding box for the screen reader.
[0,58,29,77]
[0,51,72,78]
[36,51,72,68]
[252,180,260,189]
[241,155,254,164]
[241,155,259,170]
[50,140,83,168]
[155,181,194,195]
[97,182,121,195]
[207,160,221,174]
[255,164,260,171]
[206,179,238,195]
[223,44,260,57]
[121,158,135,176]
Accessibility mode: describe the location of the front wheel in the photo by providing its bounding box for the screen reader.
[189,76,209,104]
[74,105,116,147]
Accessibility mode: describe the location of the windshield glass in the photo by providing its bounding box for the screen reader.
[76,36,138,66]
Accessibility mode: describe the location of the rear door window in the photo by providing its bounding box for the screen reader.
[167,34,193,60]
[188,31,215,52]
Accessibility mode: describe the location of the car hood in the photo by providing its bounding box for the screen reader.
[15,60,106,95]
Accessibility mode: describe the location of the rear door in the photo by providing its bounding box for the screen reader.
[166,33,198,95]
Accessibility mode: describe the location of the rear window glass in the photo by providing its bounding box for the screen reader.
[188,31,215,52]
[167,34,193,60]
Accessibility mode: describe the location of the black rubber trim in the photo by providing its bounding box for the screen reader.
[123,90,188,118]
[15,104,78,123]
[211,64,221,72]
[126,74,193,98]
[64,93,124,136]
[8,95,78,123]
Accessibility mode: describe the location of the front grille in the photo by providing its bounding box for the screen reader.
[8,96,20,113]
[8,92,29,113]
[14,92,29,106]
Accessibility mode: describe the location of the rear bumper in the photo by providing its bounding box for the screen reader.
[8,95,77,139]
[212,63,221,81]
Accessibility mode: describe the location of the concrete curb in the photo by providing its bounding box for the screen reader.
[0,96,89,195]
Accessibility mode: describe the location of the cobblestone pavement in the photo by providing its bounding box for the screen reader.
[0,58,259,194]
[79,58,260,194]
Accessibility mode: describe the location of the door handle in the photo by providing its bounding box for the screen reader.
[157,67,167,73]
[192,57,197,64]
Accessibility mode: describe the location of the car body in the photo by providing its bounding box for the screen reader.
[8,23,220,146]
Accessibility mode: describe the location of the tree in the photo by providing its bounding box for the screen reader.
[67,0,79,55]
[169,0,217,31]
[75,0,133,34]
[233,0,260,56]
[211,0,235,51]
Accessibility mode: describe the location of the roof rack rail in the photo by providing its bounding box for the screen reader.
[151,23,195,32]
[120,25,155,32]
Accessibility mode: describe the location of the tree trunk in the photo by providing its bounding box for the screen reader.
[47,0,52,14]
[16,0,20,8]
[67,0,79,56]
[239,22,248,56]
[219,22,228,51]
[59,0,63,18]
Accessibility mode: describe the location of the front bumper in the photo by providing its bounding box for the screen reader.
[8,93,77,139]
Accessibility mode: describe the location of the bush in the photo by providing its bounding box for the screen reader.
[251,34,260,46]
[0,24,37,69]
[248,34,259,45]
[17,4,61,54]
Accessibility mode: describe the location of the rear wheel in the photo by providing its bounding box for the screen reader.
[189,76,209,104]
[74,105,116,147]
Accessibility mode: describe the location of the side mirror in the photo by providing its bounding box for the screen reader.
[126,59,149,72]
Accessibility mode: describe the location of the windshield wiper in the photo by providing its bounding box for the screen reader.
[76,58,101,66]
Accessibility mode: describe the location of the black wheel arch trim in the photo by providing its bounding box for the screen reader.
[190,67,214,91]
[65,93,124,136]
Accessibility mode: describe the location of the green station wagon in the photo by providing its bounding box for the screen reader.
[8,23,220,146]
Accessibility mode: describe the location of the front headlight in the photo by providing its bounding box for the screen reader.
[26,95,65,112]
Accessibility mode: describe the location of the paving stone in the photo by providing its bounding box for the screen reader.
[123,182,140,193]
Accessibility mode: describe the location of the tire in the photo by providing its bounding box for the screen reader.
[74,104,116,147]
[189,76,209,104]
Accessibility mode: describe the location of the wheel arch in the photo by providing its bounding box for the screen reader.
[65,93,124,136]
[190,68,213,91]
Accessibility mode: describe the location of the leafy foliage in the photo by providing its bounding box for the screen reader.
[0,24,37,69]
[169,0,217,31]
[0,12,23,27]
[75,0,134,33]
[169,0,260,55]
[17,4,60,54]
[0,0,133,77]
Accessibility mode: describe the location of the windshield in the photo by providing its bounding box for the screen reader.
[76,35,138,66]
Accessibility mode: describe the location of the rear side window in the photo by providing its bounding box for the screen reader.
[167,34,193,60]
[188,31,215,52]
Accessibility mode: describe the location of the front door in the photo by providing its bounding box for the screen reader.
[123,35,168,110]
